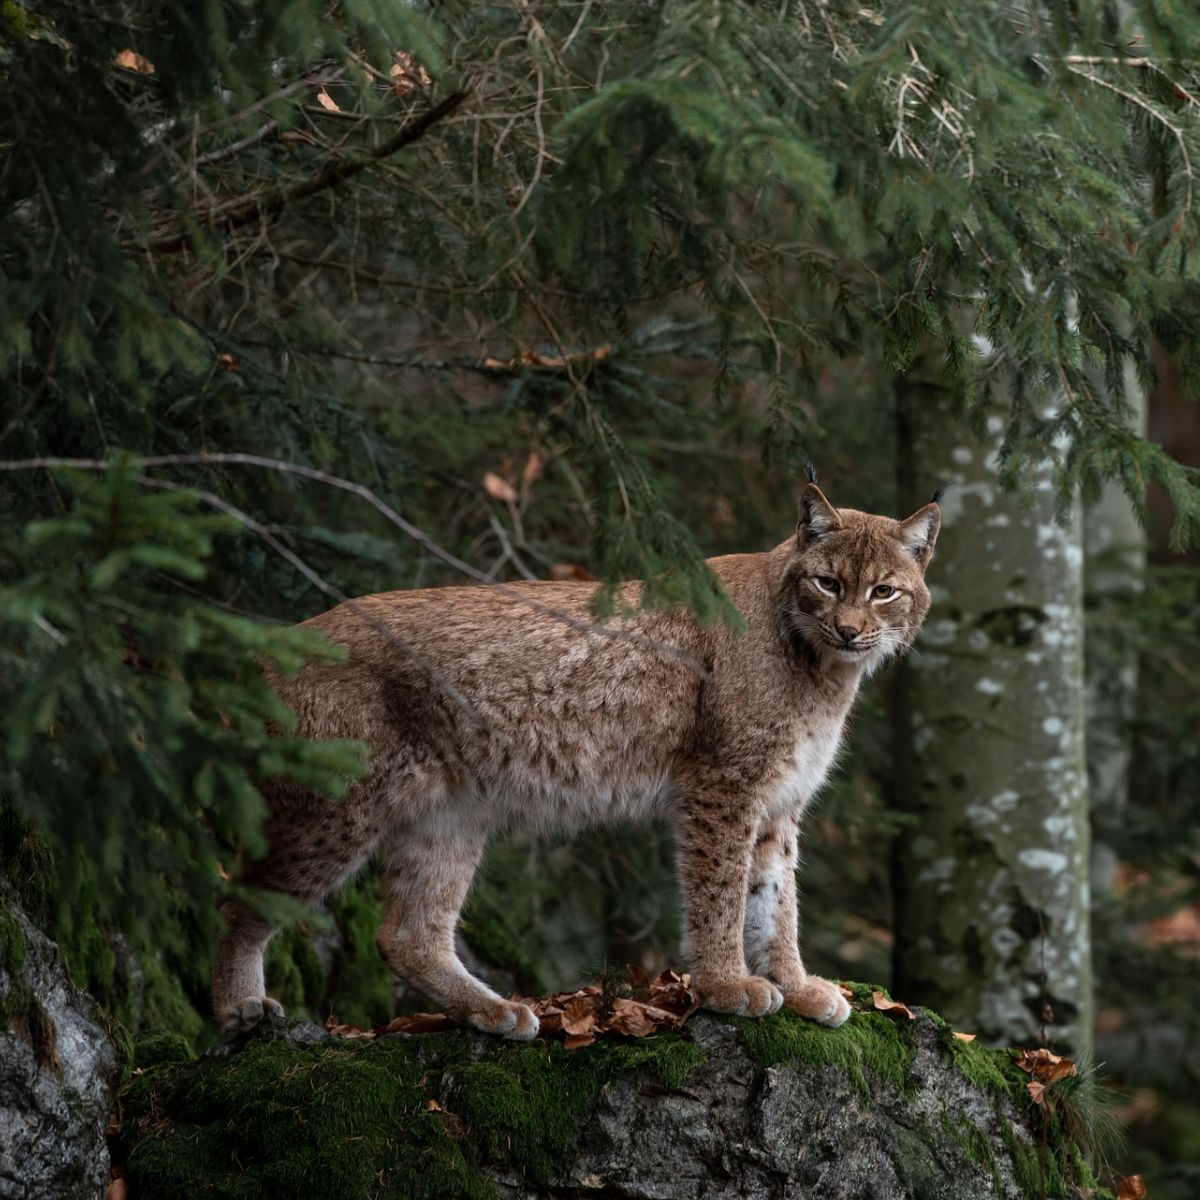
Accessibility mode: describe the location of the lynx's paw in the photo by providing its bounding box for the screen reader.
[219,995,285,1039]
[466,998,540,1041]
[784,976,851,1028]
[699,975,784,1018]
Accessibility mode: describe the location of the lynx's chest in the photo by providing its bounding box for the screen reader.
[769,719,846,815]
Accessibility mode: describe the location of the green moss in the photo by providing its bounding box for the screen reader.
[123,1036,487,1200]
[1001,1117,1069,1198]
[920,1007,1027,1102]
[0,979,34,1022]
[134,1029,195,1068]
[449,1034,701,1183]
[324,875,395,1028]
[120,1028,701,1199]
[0,908,27,972]
[140,955,206,1047]
[735,1008,914,1098]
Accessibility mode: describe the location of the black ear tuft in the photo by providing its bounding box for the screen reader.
[804,461,818,484]
[929,482,952,505]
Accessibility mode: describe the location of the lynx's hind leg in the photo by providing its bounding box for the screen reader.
[375,822,538,1041]
[213,789,382,1038]
[745,814,850,1029]
[212,903,283,1038]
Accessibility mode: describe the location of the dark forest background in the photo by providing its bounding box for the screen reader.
[2,1,1199,1194]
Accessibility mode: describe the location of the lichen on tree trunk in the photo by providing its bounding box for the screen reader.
[892,362,1093,1055]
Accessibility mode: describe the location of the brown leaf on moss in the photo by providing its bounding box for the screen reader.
[424,1096,467,1138]
[626,964,651,993]
[325,1018,372,1039]
[381,1012,457,1036]
[561,995,598,1038]
[1116,1174,1147,1200]
[607,998,657,1038]
[838,984,855,1000]
[328,966,702,1048]
[1011,1047,1077,1086]
[952,1031,977,1043]
[871,990,916,1020]
[316,89,341,113]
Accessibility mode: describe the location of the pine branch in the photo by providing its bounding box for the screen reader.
[146,89,469,255]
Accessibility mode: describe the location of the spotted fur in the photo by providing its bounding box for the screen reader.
[213,484,940,1038]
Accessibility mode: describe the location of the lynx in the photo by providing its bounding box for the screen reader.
[213,480,941,1039]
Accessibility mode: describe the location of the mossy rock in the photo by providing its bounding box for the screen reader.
[116,1001,1110,1200]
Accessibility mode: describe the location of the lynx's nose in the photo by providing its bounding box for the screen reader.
[835,623,861,644]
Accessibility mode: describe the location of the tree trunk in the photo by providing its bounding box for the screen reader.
[892,360,1092,1056]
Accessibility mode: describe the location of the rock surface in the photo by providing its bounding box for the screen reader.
[0,890,121,1200]
[119,997,1107,1199]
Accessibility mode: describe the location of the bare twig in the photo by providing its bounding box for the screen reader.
[189,120,281,170]
[146,89,469,254]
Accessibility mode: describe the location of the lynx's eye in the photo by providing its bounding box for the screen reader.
[872,584,898,600]
[814,576,841,596]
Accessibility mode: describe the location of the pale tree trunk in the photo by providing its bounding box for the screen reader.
[892,360,1093,1056]
[1084,357,1147,897]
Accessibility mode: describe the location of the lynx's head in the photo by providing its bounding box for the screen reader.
[780,480,942,672]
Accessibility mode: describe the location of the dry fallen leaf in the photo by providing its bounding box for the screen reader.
[380,1012,456,1036]
[872,990,917,1020]
[328,966,703,1049]
[952,1031,977,1043]
[217,352,240,372]
[316,89,341,113]
[561,995,598,1038]
[1116,1174,1147,1200]
[114,49,155,74]
[1027,1080,1047,1106]
[482,471,518,503]
[838,984,854,1000]
[1011,1047,1078,1086]
[607,998,657,1038]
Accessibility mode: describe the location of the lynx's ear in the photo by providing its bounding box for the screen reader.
[796,483,843,546]
[895,502,941,567]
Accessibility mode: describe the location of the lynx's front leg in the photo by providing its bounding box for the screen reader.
[744,813,849,1027]
[676,792,784,1018]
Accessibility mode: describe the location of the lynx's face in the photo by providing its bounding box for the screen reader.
[782,483,940,671]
